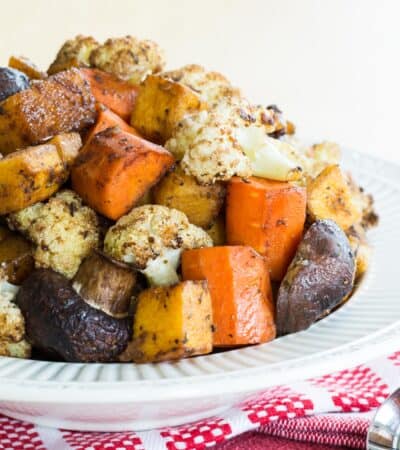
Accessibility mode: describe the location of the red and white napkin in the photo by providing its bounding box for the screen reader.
[1,350,399,450]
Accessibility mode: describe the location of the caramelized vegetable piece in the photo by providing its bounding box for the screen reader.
[346,224,370,280]
[0,226,33,284]
[84,107,141,144]
[226,177,307,281]
[0,69,95,154]
[131,75,206,144]
[0,133,81,215]
[73,250,137,318]
[307,165,363,230]
[16,269,131,362]
[81,68,138,121]
[71,127,174,220]
[276,219,355,335]
[206,215,226,245]
[182,246,276,346]
[120,281,212,363]
[9,56,47,80]
[153,166,226,228]
[0,68,29,103]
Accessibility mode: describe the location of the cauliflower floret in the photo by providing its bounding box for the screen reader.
[48,35,99,74]
[0,278,31,358]
[166,109,302,184]
[8,190,100,279]
[167,110,252,184]
[90,36,165,84]
[104,205,212,286]
[161,64,241,105]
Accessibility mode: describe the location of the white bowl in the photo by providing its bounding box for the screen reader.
[0,148,398,431]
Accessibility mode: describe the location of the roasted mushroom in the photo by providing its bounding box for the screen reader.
[72,249,137,318]
[0,67,29,102]
[276,219,355,335]
[16,269,131,362]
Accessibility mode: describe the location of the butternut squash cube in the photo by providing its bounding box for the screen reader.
[122,281,213,363]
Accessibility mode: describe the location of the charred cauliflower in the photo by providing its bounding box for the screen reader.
[90,36,165,84]
[104,205,212,286]
[8,190,100,279]
[48,35,99,74]
[161,64,240,105]
[0,277,31,358]
[166,110,302,184]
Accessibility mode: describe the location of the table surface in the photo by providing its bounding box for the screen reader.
[1,0,399,165]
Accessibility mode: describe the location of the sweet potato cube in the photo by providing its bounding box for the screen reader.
[0,133,81,215]
[182,246,276,347]
[0,69,96,154]
[81,69,138,121]
[71,127,175,220]
[226,177,306,281]
[130,75,206,144]
[83,107,141,145]
[123,281,213,363]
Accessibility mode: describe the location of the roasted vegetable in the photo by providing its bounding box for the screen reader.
[346,224,370,280]
[82,68,138,121]
[72,250,137,318]
[131,75,206,144]
[0,69,96,154]
[182,246,276,346]
[0,132,81,215]
[153,166,226,228]
[0,278,31,358]
[90,36,165,84]
[276,219,355,335]
[8,190,100,279]
[205,215,226,245]
[48,35,99,74]
[8,56,47,80]
[120,281,212,363]
[0,226,33,285]
[226,176,307,281]
[71,127,175,220]
[0,67,29,102]
[84,106,141,144]
[104,205,212,287]
[307,165,363,230]
[16,269,130,362]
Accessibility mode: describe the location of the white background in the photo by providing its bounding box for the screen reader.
[1,0,399,163]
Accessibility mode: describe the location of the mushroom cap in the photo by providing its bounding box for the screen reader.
[16,269,131,362]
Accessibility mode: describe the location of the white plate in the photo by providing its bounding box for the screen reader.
[0,148,399,432]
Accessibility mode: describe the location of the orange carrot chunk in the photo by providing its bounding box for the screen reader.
[182,245,275,347]
[71,127,174,220]
[84,107,141,144]
[81,68,138,121]
[226,177,306,281]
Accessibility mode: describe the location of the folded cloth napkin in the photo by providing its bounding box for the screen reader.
[1,351,399,450]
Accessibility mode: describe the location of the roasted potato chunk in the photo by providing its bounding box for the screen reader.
[0,133,81,215]
[120,281,213,363]
[0,226,33,284]
[276,219,355,335]
[206,215,226,245]
[130,75,206,144]
[9,56,47,80]
[153,166,226,228]
[307,165,363,230]
[0,69,96,154]
[346,224,370,280]
[48,35,99,75]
